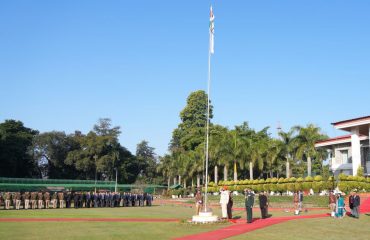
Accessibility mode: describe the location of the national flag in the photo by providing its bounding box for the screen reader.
[209,6,215,54]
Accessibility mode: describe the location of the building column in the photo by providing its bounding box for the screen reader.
[351,127,361,176]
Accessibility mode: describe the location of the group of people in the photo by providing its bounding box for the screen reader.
[329,190,361,219]
[0,191,154,210]
[194,187,269,224]
[195,187,364,223]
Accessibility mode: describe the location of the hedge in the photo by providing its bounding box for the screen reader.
[205,174,370,194]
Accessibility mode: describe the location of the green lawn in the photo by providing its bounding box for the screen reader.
[229,215,370,240]
[0,206,228,240]
[0,203,364,240]
[0,221,225,240]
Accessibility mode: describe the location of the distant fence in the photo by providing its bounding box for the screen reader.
[0,177,167,194]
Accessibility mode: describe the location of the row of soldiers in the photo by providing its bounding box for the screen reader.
[0,191,153,210]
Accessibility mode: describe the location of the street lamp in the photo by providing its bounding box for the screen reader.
[94,154,98,193]
[114,167,118,193]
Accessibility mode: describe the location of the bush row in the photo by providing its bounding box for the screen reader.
[205,174,370,194]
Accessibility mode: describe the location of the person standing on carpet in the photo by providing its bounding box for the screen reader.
[329,190,336,217]
[352,191,360,219]
[227,190,233,219]
[259,191,268,219]
[220,187,230,219]
[335,193,345,218]
[245,188,255,223]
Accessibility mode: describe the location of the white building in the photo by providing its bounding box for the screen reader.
[315,116,370,176]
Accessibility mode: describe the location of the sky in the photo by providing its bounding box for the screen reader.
[1,1,369,156]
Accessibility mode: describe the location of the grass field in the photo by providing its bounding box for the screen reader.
[229,215,370,240]
[0,202,368,240]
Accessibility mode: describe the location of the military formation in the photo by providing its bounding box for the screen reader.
[0,191,153,210]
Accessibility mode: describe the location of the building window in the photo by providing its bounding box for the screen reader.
[340,150,349,164]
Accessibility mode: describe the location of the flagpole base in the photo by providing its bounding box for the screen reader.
[192,210,218,223]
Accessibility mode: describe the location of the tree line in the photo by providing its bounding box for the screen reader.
[0,90,329,187]
[157,90,329,189]
[0,118,158,184]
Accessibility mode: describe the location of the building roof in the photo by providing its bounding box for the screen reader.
[331,115,370,126]
[331,115,370,135]
[315,134,368,148]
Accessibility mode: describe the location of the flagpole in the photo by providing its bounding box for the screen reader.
[204,11,212,213]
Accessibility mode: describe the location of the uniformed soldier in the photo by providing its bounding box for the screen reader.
[86,192,91,208]
[24,192,30,210]
[15,192,21,210]
[37,191,44,209]
[44,191,51,209]
[52,192,57,208]
[31,192,37,209]
[244,188,255,223]
[58,192,64,208]
[0,193,3,209]
[93,192,98,207]
[73,192,79,209]
[66,192,72,208]
[5,192,11,210]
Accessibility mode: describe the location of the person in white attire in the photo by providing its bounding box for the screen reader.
[219,187,230,219]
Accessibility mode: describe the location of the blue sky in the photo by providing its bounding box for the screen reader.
[1,1,369,156]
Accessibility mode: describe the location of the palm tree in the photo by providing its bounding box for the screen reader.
[249,128,269,179]
[278,129,296,178]
[157,154,173,190]
[229,123,250,181]
[293,124,327,177]
[208,125,229,183]
[265,139,282,178]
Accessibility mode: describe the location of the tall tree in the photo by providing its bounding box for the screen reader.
[294,124,327,177]
[170,90,212,152]
[0,120,39,177]
[32,131,80,179]
[135,140,157,183]
[278,129,296,178]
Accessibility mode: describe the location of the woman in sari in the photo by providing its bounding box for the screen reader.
[335,193,345,218]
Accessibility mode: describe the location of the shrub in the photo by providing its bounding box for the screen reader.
[302,181,312,191]
[263,184,270,192]
[287,183,295,192]
[338,173,347,181]
[357,166,364,177]
[289,177,297,183]
[277,183,286,192]
[270,183,278,192]
[296,177,304,183]
[314,175,323,181]
[265,178,271,183]
[338,182,349,193]
[305,176,313,182]
[278,178,285,184]
[294,183,302,191]
[312,181,324,193]
[271,178,278,184]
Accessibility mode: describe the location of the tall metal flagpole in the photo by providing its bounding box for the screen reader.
[204,6,213,212]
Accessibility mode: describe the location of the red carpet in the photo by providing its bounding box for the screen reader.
[176,197,370,240]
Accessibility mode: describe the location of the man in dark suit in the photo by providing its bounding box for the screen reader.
[259,191,268,219]
[245,188,255,223]
[352,190,361,218]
